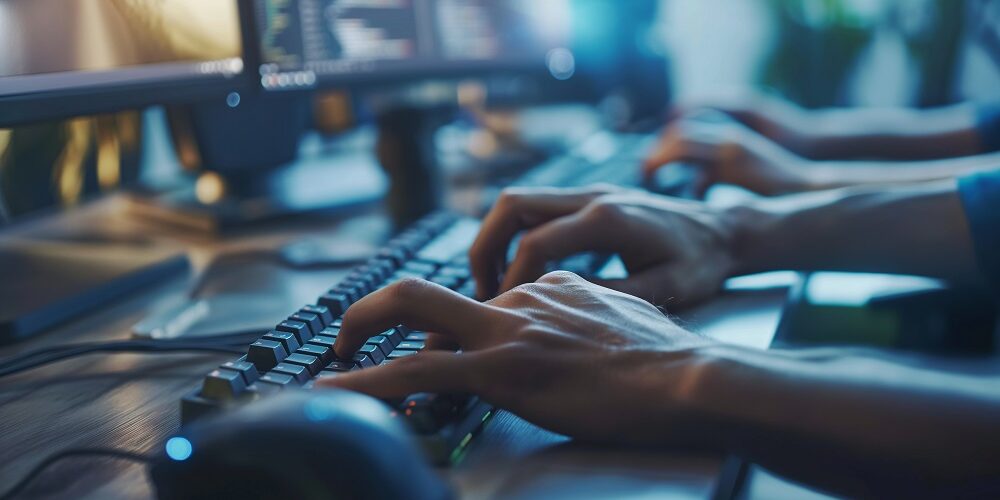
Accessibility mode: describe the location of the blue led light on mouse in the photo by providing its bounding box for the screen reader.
[165,437,193,461]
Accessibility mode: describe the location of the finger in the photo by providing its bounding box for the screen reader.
[499,210,621,293]
[317,351,480,399]
[469,187,612,299]
[641,128,724,179]
[333,279,499,359]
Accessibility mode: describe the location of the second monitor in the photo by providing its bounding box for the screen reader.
[254,0,571,90]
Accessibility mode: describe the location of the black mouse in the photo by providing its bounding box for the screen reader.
[150,390,452,500]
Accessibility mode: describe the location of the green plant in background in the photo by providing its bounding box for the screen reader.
[761,0,966,108]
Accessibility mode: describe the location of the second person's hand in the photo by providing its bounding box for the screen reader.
[469,186,738,307]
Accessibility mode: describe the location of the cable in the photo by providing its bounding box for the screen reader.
[0,341,246,379]
[0,447,153,500]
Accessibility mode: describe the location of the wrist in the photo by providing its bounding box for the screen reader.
[718,202,783,276]
[648,344,761,449]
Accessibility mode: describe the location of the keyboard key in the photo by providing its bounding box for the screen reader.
[324,360,355,372]
[288,312,322,336]
[319,293,351,316]
[456,281,477,299]
[397,340,425,351]
[384,328,404,345]
[377,247,409,267]
[259,372,295,388]
[297,344,332,364]
[284,353,323,375]
[247,340,288,371]
[276,320,313,343]
[405,331,429,341]
[221,358,260,385]
[332,318,343,328]
[330,284,361,304]
[388,349,418,360]
[357,344,386,364]
[307,335,337,349]
[366,336,393,357]
[314,372,342,384]
[436,266,470,280]
[403,261,437,276]
[261,331,301,354]
[272,363,310,385]
[300,305,334,327]
[201,368,247,401]
[352,353,375,369]
[248,381,283,398]
[429,276,459,290]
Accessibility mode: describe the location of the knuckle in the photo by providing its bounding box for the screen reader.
[495,188,528,210]
[387,277,430,300]
[516,232,546,257]
[507,282,546,300]
[585,197,626,222]
[537,270,579,285]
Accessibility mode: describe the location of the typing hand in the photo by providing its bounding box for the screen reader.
[321,272,714,445]
[642,118,810,197]
[469,186,735,306]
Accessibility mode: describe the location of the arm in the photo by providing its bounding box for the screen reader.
[727,180,985,285]
[320,273,1000,498]
[679,92,987,160]
[685,345,1000,497]
[643,117,1000,196]
[766,104,985,160]
[465,181,988,306]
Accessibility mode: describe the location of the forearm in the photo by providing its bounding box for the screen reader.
[725,180,984,285]
[676,345,1000,496]
[803,153,1000,191]
[780,105,984,160]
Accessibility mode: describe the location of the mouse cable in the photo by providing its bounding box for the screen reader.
[0,341,246,379]
[0,447,153,500]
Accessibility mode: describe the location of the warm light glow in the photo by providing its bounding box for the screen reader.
[0,129,11,161]
[195,171,227,205]
[55,118,93,206]
[96,117,122,191]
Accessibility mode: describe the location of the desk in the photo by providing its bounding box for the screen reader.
[0,196,788,499]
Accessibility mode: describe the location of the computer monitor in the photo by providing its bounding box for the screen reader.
[252,0,572,91]
[0,0,251,127]
[0,0,251,342]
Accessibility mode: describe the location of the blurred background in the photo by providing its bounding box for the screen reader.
[2,0,999,219]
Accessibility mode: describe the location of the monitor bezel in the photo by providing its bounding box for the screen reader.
[0,0,258,128]
[250,0,559,94]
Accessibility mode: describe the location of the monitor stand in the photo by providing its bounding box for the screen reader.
[374,106,453,228]
[127,94,388,233]
[127,132,388,233]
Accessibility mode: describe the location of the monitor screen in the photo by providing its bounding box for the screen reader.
[254,0,571,91]
[0,0,247,126]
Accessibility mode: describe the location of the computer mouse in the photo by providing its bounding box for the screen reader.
[150,390,452,500]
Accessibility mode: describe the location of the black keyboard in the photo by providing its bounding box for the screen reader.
[181,130,666,465]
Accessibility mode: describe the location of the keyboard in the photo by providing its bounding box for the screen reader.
[181,130,669,465]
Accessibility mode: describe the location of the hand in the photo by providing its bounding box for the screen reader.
[321,272,715,445]
[469,186,737,306]
[642,118,813,197]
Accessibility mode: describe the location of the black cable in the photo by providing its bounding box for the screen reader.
[9,332,260,366]
[0,447,153,500]
[0,342,246,379]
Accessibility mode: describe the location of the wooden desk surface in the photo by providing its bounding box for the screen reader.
[0,197,787,499]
